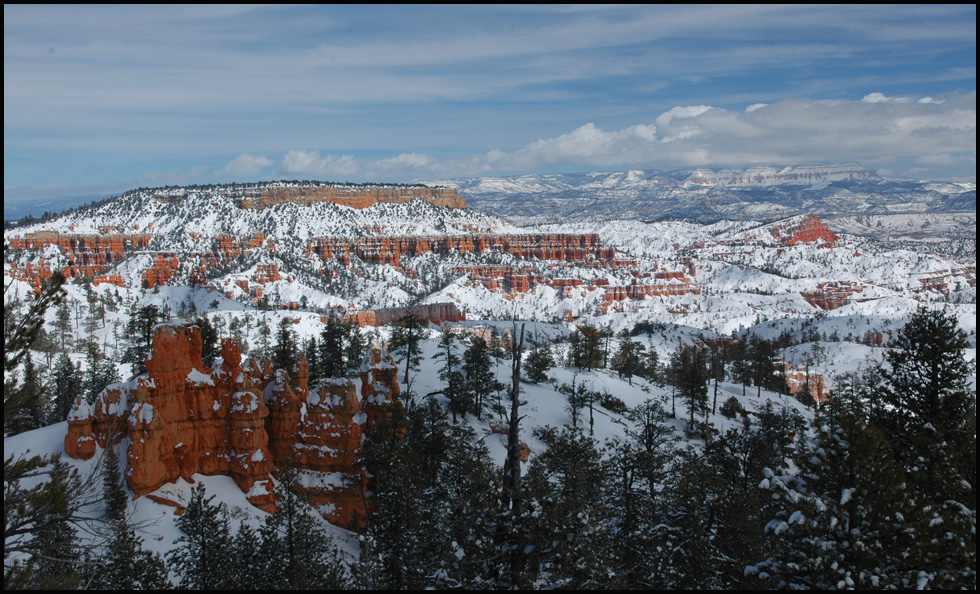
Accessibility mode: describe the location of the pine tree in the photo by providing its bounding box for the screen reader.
[389,312,426,401]
[567,323,603,370]
[765,378,919,589]
[522,426,611,588]
[195,315,220,368]
[462,335,500,420]
[4,455,85,589]
[433,326,467,422]
[672,344,709,429]
[868,308,977,588]
[122,304,163,375]
[272,318,299,373]
[748,335,780,396]
[167,484,235,590]
[48,353,83,424]
[254,464,349,589]
[604,398,676,587]
[317,318,366,380]
[610,332,642,384]
[89,447,168,590]
[5,354,47,436]
[83,343,120,405]
[523,341,554,384]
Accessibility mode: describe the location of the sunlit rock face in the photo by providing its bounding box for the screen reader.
[66,323,400,527]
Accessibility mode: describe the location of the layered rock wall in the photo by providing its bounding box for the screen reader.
[308,233,615,267]
[225,185,464,210]
[65,323,401,527]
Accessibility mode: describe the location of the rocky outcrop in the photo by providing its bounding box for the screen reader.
[6,233,154,287]
[142,254,180,288]
[766,214,837,246]
[801,281,865,310]
[308,233,615,267]
[373,302,465,327]
[5,232,153,256]
[65,323,401,527]
[215,185,464,210]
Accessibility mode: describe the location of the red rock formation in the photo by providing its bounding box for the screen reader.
[253,263,281,285]
[5,232,152,256]
[784,364,828,404]
[767,214,837,246]
[227,185,464,210]
[142,254,180,288]
[308,233,616,267]
[65,323,402,528]
[372,302,465,326]
[801,281,865,310]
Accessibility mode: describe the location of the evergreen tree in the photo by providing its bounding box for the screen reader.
[167,484,235,590]
[766,377,919,589]
[389,312,426,400]
[604,398,676,587]
[522,426,611,588]
[122,304,163,375]
[303,336,319,382]
[5,354,47,436]
[462,335,500,420]
[673,344,709,429]
[655,430,779,590]
[89,447,168,590]
[4,455,85,589]
[26,500,81,589]
[272,317,299,373]
[523,341,554,384]
[868,308,977,588]
[195,315,220,368]
[228,523,261,591]
[344,322,367,377]
[317,318,365,379]
[254,464,349,589]
[357,397,499,588]
[638,341,661,383]
[433,326,467,422]
[48,353,83,424]
[748,335,780,397]
[567,323,603,370]
[610,332,642,384]
[83,343,120,405]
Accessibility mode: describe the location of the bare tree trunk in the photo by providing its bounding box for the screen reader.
[502,322,525,586]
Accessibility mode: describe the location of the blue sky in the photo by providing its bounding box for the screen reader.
[4,5,976,216]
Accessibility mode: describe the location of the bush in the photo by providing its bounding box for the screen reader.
[598,392,628,414]
[719,396,743,419]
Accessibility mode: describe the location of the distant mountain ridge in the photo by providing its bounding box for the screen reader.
[434,163,976,224]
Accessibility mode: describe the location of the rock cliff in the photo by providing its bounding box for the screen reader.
[226,185,464,210]
[65,323,401,527]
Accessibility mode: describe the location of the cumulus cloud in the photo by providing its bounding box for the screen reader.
[280,150,360,177]
[272,91,975,182]
[216,154,273,178]
[476,91,975,175]
[862,92,913,104]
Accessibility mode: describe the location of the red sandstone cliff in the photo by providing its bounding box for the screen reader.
[213,185,463,210]
[767,214,837,246]
[65,323,401,527]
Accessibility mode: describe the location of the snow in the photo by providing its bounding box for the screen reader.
[4,180,976,585]
[186,368,214,385]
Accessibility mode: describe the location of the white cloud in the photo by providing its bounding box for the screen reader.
[216,154,273,178]
[862,92,912,104]
[268,92,975,183]
[280,150,359,177]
